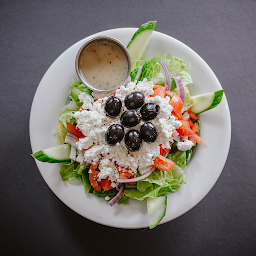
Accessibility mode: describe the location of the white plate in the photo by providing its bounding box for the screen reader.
[30,28,231,229]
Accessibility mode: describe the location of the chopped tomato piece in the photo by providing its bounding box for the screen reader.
[189,134,197,146]
[153,155,175,172]
[160,144,170,156]
[188,118,194,129]
[164,148,170,154]
[151,85,166,98]
[189,134,204,146]
[170,94,183,113]
[118,169,134,179]
[100,178,113,191]
[89,169,101,192]
[159,145,164,156]
[191,122,199,134]
[176,120,195,137]
[171,110,183,120]
[89,161,101,192]
[169,94,183,120]
[189,111,199,120]
[115,163,136,184]
[66,123,84,138]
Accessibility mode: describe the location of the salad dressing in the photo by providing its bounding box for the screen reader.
[79,41,128,90]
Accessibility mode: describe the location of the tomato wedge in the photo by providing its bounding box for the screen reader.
[66,123,84,138]
[100,178,113,192]
[151,85,166,98]
[169,94,183,120]
[153,155,175,172]
[89,160,101,192]
[176,120,195,136]
[189,133,205,146]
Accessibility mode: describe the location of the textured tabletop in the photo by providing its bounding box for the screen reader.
[1,0,256,255]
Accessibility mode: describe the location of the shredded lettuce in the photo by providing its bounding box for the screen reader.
[92,189,129,205]
[76,162,87,175]
[53,124,68,144]
[60,99,79,115]
[58,111,76,128]
[124,151,187,201]
[130,52,193,92]
[69,80,92,107]
[131,59,148,71]
[60,162,82,181]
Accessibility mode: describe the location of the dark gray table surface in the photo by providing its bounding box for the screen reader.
[1,0,256,255]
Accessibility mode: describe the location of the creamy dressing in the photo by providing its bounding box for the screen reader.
[79,40,128,90]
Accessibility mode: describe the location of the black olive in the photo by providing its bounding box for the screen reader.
[140,122,158,143]
[124,91,145,109]
[140,103,160,121]
[105,124,124,145]
[104,96,122,117]
[125,130,142,152]
[120,109,142,127]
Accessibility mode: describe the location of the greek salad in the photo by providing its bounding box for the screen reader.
[32,21,224,229]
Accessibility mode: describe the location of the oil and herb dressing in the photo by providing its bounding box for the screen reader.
[79,40,129,90]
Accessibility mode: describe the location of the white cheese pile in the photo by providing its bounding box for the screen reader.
[74,79,182,187]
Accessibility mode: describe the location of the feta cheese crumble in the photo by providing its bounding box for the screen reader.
[177,139,194,151]
[74,79,182,186]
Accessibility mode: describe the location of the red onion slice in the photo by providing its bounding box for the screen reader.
[109,184,125,206]
[76,150,84,163]
[163,151,169,158]
[65,132,79,149]
[117,167,156,183]
[66,132,78,140]
[124,76,131,87]
[69,146,77,161]
[174,76,185,103]
[160,60,172,91]
[173,136,180,141]
[135,66,143,81]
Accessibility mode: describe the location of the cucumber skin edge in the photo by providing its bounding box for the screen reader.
[149,196,167,229]
[195,90,224,114]
[127,21,157,49]
[31,151,70,163]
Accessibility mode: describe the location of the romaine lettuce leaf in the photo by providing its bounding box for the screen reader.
[130,52,161,81]
[53,124,68,144]
[60,99,79,115]
[60,162,82,181]
[124,150,188,201]
[131,59,148,71]
[130,53,193,91]
[69,80,92,107]
[58,111,76,128]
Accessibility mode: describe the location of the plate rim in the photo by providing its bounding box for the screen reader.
[30,27,231,229]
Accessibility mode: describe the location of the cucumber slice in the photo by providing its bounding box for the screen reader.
[191,90,224,114]
[147,196,167,229]
[127,21,157,61]
[32,144,71,163]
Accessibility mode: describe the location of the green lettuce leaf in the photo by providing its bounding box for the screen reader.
[82,169,91,193]
[131,59,148,71]
[60,162,82,181]
[53,124,68,144]
[60,99,79,115]
[76,162,87,175]
[124,150,188,201]
[58,111,76,128]
[130,52,161,81]
[69,80,92,107]
[117,195,129,205]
